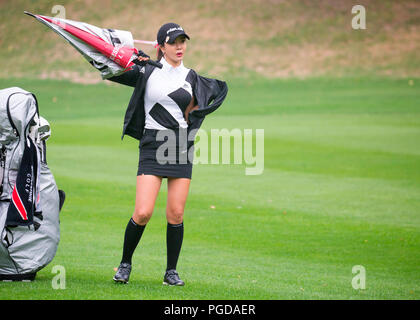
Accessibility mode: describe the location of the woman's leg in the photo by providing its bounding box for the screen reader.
[166,177,191,224]
[165,177,191,273]
[121,174,162,265]
[133,174,163,224]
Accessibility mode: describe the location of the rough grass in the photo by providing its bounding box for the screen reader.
[0,0,419,82]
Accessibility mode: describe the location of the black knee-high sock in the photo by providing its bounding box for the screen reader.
[121,218,146,265]
[166,222,184,271]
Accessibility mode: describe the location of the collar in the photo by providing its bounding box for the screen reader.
[160,56,185,72]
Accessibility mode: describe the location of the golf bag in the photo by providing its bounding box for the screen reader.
[0,87,64,281]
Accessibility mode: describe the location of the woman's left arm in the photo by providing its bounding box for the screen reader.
[184,96,199,124]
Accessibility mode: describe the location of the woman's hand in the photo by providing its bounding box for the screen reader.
[184,95,199,124]
[185,105,199,124]
[135,50,150,66]
[137,56,150,63]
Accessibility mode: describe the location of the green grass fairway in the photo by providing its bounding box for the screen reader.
[0,77,419,299]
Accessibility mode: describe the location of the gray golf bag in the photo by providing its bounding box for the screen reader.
[0,87,64,281]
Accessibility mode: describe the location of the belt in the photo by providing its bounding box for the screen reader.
[143,128,160,136]
[143,128,188,137]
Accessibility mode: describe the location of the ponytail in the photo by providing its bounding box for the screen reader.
[157,46,164,61]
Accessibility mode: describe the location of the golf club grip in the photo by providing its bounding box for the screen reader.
[133,58,162,69]
[146,59,163,69]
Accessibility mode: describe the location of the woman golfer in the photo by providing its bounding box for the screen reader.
[109,23,228,285]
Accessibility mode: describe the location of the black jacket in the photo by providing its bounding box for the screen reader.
[108,63,228,141]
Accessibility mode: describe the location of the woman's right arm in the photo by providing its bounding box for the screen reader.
[107,56,150,87]
[107,66,140,87]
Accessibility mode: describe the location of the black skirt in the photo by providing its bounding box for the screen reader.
[137,128,194,179]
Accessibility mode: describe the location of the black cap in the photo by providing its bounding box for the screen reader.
[157,22,190,46]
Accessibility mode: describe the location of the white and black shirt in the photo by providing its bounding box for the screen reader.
[144,57,193,130]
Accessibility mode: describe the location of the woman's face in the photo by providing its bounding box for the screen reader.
[160,35,187,66]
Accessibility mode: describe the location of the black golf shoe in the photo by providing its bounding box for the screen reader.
[163,269,185,286]
[113,263,132,284]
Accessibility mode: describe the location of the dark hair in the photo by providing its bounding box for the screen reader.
[157,46,164,60]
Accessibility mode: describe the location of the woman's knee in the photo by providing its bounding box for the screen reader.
[166,208,184,224]
[132,208,153,225]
